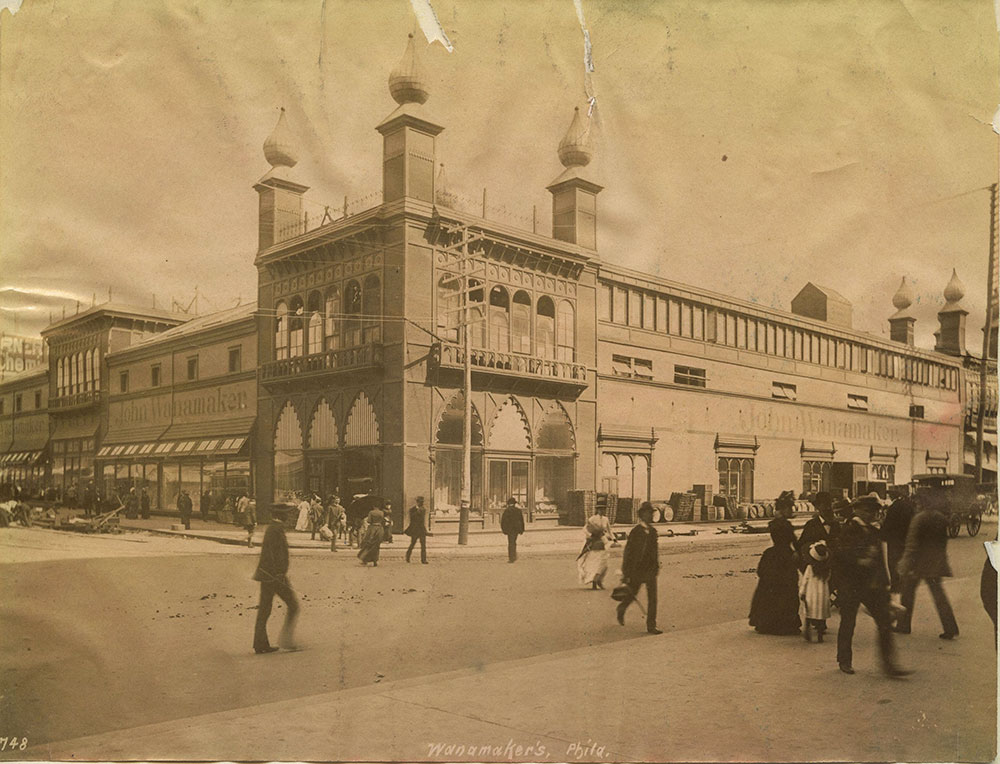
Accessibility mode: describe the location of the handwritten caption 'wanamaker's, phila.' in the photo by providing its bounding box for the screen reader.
[426,739,610,760]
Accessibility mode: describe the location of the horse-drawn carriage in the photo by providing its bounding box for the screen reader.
[910,473,994,538]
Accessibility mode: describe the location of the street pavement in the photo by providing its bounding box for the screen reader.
[1,519,996,762]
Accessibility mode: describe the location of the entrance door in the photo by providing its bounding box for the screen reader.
[487,458,530,519]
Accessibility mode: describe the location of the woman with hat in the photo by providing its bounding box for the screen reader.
[577,505,614,589]
[357,503,386,567]
[748,519,802,635]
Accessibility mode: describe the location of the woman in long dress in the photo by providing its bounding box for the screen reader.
[748,519,802,635]
[294,494,311,532]
[357,506,386,566]
[577,508,614,589]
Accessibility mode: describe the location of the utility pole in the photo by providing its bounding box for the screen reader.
[975,182,998,482]
[459,226,472,545]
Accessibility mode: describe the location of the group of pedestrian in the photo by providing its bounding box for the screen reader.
[748,487,965,678]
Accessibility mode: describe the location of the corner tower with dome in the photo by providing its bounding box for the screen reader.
[251,36,599,527]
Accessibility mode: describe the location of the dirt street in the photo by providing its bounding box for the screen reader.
[0,525,995,761]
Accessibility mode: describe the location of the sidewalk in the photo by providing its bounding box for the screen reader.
[39,575,996,763]
[117,514,793,556]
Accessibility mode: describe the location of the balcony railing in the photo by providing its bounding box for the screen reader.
[436,342,587,385]
[50,389,101,410]
[261,343,383,382]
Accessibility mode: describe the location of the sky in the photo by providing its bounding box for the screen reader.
[1,0,997,353]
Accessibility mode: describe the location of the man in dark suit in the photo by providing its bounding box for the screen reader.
[140,487,151,519]
[252,512,299,654]
[616,501,662,634]
[834,496,909,677]
[500,497,525,563]
[895,493,958,639]
[405,496,429,564]
[881,494,915,593]
[177,490,193,530]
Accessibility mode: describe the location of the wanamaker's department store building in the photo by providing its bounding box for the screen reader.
[1,37,996,525]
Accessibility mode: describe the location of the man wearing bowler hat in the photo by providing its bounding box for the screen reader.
[616,501,662,635]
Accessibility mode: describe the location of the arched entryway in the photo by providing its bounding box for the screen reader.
[273,401,303,502]
[432,392,483,522]
[485,396,532,520]
[342,392,381,497]
[534,401,576,522]
[306,398,340,499]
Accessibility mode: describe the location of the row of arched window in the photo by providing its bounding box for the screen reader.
[56,349,100,397]
[274,275,382,361]
[437,279,576,362]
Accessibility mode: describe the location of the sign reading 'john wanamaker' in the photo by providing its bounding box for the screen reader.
[109,380,254,430]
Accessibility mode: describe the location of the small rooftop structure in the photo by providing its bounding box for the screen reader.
[790,282,853,329]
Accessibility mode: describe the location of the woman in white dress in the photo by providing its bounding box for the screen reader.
[294,494,311,532]
[577,507,614,589]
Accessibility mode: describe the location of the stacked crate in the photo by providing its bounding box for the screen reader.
[564,490,595,526]
[669,492,697,522]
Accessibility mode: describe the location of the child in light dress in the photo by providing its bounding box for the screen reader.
[800,541,831,642]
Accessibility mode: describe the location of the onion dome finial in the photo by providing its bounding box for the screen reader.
[557,106,592,168]
[263,108,298,169]
[389,33,430,105]
[891,276,913,311]
[943,268,965,304]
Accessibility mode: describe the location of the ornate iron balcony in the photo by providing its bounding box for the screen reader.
[435,342,587,387]
[50,389,101,410]
[261,343,384,383]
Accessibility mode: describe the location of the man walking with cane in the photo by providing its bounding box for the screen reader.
[616,502,662,634]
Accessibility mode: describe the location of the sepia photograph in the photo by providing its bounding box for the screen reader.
[0,0,997,761]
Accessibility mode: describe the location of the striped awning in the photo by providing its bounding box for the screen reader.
[0,450,43,465]
[97,435,249,460]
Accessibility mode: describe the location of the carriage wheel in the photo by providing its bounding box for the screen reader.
[967,513,982,537]
[947,515,962,538]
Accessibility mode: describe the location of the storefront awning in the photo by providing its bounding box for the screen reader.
[715,434,759,457]
[1,450,44,466]
[51,416,99,442]
[870,446,899,463]
[801,440,836,459]
[98,436,250,460]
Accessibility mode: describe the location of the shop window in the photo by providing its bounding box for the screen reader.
[718,457,754,503]
[363,274,382,343]
[228,347,242,374]
[512,291,532,354]
[34,390,41,409]
[556,300,575,362]
[275,301,288,360]
[536,297,555,359]
[909,404,924,419]
[325,287,341,350]
[772,381,797,401]
[488,286,510,352]
[847,394,868,411]
[674,365,706,387]
[151,364,161,387]
[14,393,22,412]
[186,356,199,381]
[118,373,128,394]
[802,461,832,496]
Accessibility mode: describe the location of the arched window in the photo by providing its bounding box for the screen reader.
[344,280,362,346]
[489,286,510,353]
[363,274,382,343]
[307,292,323,355]
[437,275,460,343]
[57,357,65,396]
[512,290,531,354]
[274,301,289,360]
[324,287,341,350]
[92,349,100,391]
[83,349,93,391]
[74,352,83,395]
[536,297,555,360]
[556,300,575,362]
[289,296,304,357]
[469,279,485,348]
